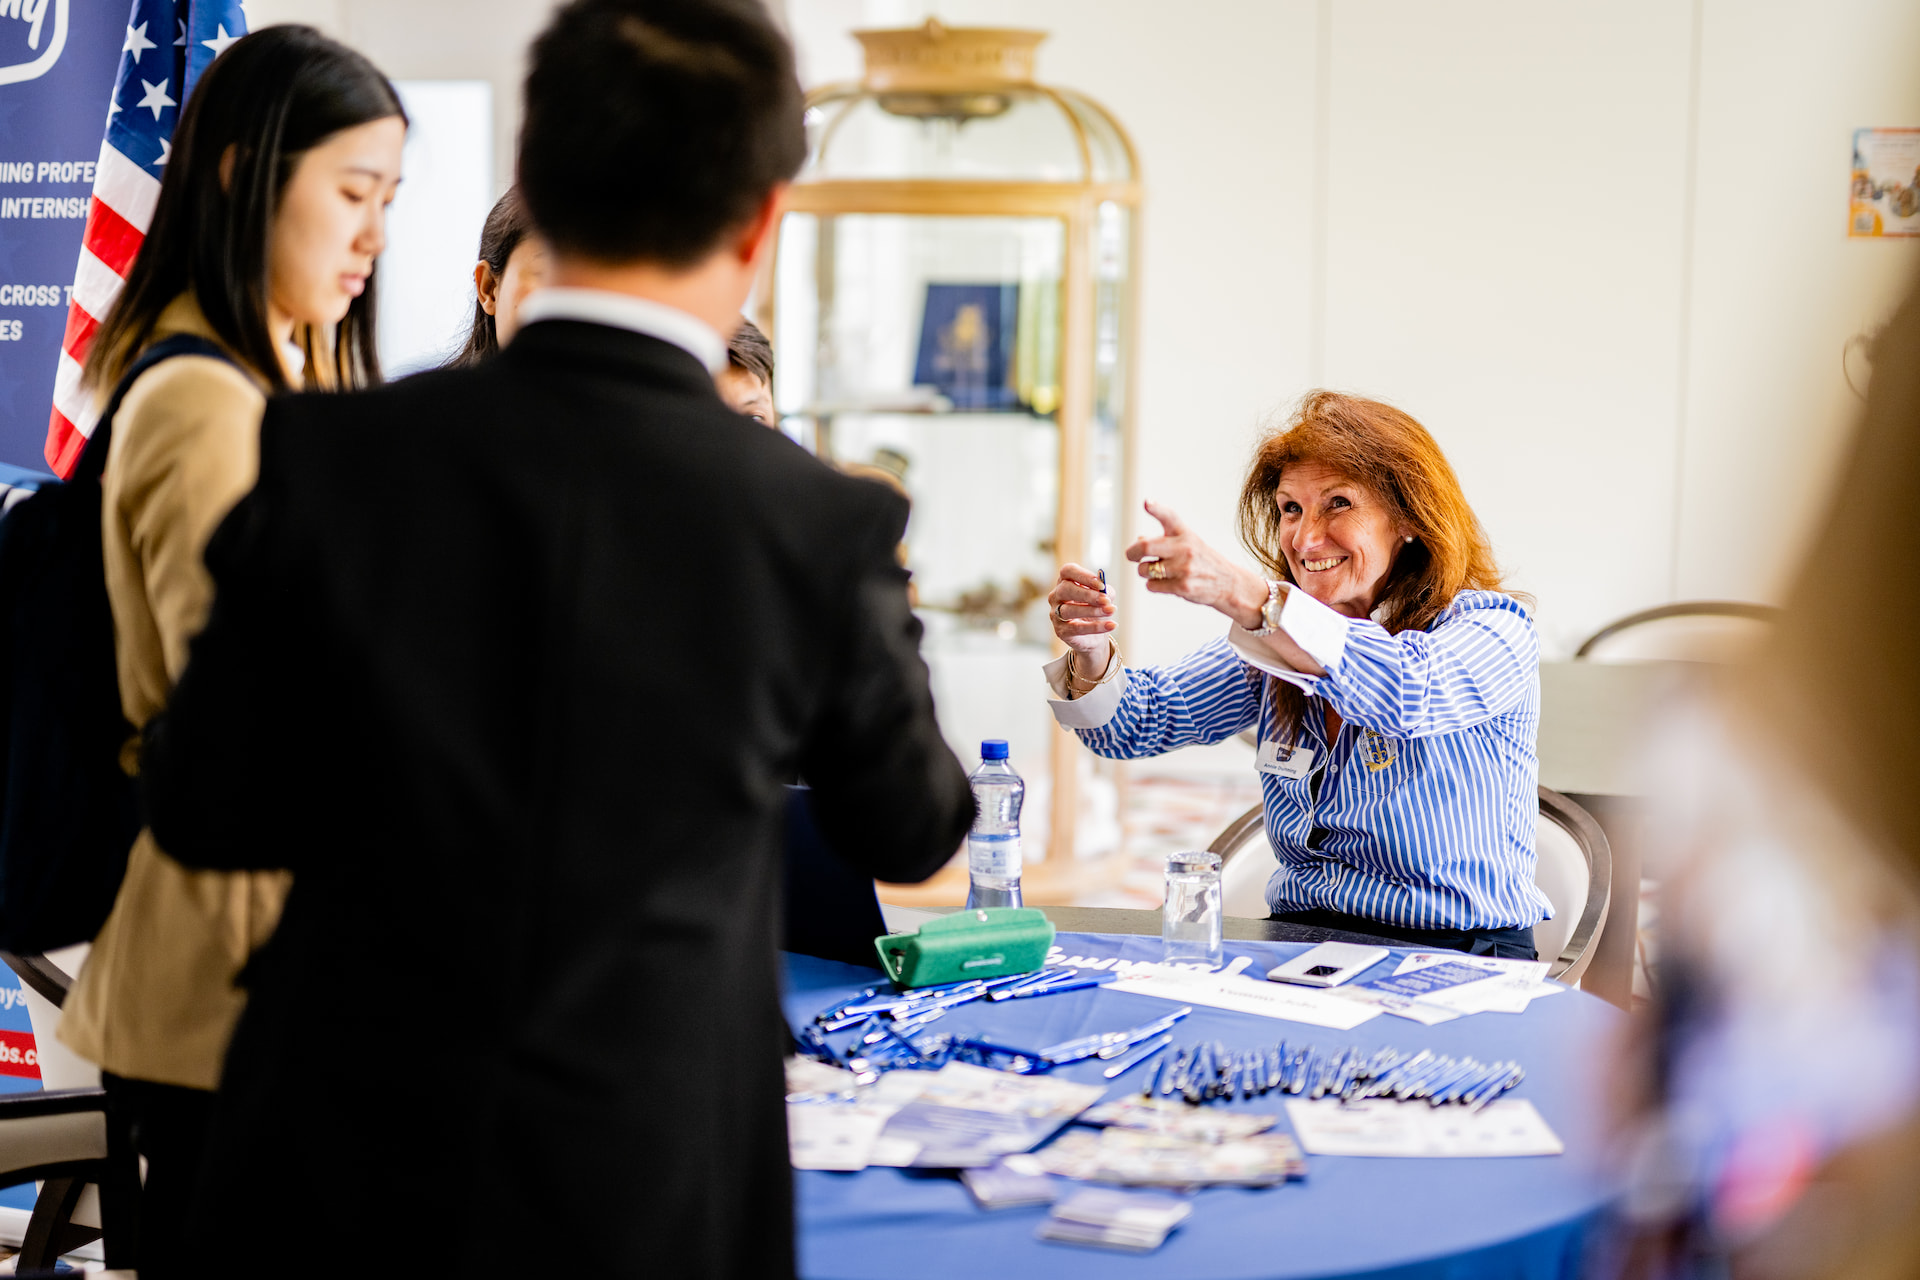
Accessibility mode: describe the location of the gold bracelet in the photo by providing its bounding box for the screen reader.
[1065,642,1122,693]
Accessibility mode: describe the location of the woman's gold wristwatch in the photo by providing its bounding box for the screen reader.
[1246,580,1284,637]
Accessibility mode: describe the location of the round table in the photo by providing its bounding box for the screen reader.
[783,930,1622,1280]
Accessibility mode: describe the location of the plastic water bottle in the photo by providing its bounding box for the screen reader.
[966,739,1025,909]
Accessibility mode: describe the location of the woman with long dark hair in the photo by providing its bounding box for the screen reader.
[445,185,545,367]
[59,26,404,1275]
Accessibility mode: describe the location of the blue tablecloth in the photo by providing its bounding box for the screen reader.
[783,932,1624,1280]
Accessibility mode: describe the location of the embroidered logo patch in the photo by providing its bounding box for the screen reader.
[1360,728,1397,773]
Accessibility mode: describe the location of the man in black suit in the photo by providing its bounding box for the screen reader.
[145,2,975,1273]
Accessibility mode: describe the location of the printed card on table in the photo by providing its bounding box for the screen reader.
[1285,1098,1564,1158]
[1106,965,1382,1030]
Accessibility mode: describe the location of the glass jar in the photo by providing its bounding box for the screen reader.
[1162,850,1222,968]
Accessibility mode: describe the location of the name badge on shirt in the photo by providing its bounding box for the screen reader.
[1257,739,1315,780]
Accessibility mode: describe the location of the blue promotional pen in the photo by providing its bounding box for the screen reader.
[1419,1058,1483,1104]
[1464,1064,1524,1112]
[1162,1047,1191,1097]
[1141,1049,1171,1097]
[1102,1034,1173,1080]
[987,968,1075,1000]
[1183,1043,1209,1103]
[1432,1060,1488,1106]
[911,972,1030,1012]
[1096,1007,1192,1058]
[836,974,1008,1018]
[843,971,1032,1024]
[813,987,883,1024]
[874,1021,931,1067]
[1000,972,1119,1000]
[1040,1006,1191,1066]
[950,1035,1045,1058]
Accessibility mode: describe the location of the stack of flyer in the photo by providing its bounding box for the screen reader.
[786,1061,1104,1171]
[1331,953,1565,1024]
[1032,1096,1307,1189]
[1037,1187,1192,1253]
[1037,1126,1306,1188]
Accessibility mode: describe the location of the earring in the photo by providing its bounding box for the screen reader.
[1403,536,1413,544]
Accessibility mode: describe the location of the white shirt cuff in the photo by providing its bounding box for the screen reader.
[1225,584,1350,689]
[1227,626,1318,692]
[1275,583,1351,670]
[1042,651,1128,730]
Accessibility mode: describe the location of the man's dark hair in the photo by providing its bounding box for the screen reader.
[519,0,805,267]
[84,25,405,395]
[727,317,773,384]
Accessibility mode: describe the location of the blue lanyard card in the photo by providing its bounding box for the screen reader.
[1358,961,1500,1001]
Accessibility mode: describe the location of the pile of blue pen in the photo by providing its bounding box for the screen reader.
[793,968,1190,1080]
[1148,1042,1524,1112]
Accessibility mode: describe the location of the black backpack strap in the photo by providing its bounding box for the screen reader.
[71,335,244,484]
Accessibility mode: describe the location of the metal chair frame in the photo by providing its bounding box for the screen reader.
[1206,784,1613,985]
[0,951,137,1271]
[1573,601,1781,660]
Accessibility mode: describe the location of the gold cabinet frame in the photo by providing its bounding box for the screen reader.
[761,22,1143,877]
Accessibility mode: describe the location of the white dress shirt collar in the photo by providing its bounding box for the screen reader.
[516,287,728,373]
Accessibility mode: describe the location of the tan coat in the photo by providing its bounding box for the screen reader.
[58,296,292,1091]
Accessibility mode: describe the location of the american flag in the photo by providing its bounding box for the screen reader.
[42,0,247,478]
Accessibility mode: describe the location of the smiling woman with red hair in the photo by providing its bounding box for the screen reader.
[1045,391,1548,958]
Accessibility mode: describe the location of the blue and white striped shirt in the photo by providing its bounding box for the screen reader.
[1045,588,1548,931]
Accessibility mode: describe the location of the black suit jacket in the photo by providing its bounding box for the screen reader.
[142,319,974,1277]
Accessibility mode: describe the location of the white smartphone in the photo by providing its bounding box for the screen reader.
[1265,941,1391,988]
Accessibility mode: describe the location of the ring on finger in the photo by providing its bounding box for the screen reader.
[1052,602,1065,621]
[1147,562,1170,580]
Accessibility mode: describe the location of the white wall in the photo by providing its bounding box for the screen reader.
[1678,0,1920,604]
[791,0,1920,661]
[379,80,494,376]
[247,0,1920,660]
[242,0,557,203]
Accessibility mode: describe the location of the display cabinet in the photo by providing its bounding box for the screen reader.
[766,20,1141,880]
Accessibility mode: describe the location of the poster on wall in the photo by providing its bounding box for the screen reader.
[1850,128,1920,239]
[0,0,127,475]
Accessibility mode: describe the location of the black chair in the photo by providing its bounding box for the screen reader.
[0,951,138,1272]
[781,786,888,969]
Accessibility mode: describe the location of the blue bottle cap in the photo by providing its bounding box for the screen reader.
[980,739,1010,761]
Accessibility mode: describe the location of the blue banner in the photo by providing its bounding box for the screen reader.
[0,968,42,1212]
[0,0,127,474]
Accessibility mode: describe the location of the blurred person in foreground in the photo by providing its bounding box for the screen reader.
[1047,392,1547,958]
[1614,268,1920,1278]
[142,0,974,1273]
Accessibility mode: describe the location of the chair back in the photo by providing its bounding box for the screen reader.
[1575,601,1778,664]
[1208,807,1274,920]
[0,946,123,1266]
[1533,787,1611,984]
[1203,786,1612,983]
